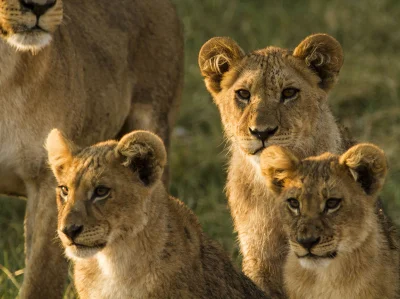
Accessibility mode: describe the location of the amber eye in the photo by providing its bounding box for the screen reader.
[93,186,111,201]
[235,89,251,102]
[287,198,300,209]
[59,186,69,200]
[325,198,342,211]
[281,88,299,101]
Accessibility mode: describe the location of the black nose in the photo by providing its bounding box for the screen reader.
[296,236,321,250]
[20,0,56,17]
[249,126,278,142]
[62,224,83,241]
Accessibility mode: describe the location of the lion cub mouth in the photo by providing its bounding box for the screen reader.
[65,242,107,259]
[296,251,338,269]
[72,242,107,250]
[297,251,337,260]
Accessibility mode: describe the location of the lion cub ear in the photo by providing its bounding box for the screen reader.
[293,33,343,92]
[260,146,299,194]
[198,37,245,96]
[46,129,79,178]
[116,130,167,186]
[339,143,388,196]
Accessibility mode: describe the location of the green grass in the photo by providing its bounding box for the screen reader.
[1,0,400,296]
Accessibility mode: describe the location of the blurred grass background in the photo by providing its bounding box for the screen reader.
[1,0,400,297]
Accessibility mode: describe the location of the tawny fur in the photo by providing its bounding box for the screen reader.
[260,144,399,299]
[46,129,269,299]
[0,1,183,297]
[198,34,354,297]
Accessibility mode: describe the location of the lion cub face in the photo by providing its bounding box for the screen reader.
[46,129,166,260]
[199,34,343,160]
[261,144,387,269]
[0,0,63,52]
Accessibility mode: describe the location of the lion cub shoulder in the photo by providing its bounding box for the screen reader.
[261,144,400,299]
[46,129,268,299]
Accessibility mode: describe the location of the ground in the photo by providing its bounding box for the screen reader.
[1,0,400,297]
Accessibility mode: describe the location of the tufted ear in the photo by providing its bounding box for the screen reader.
[260,146,300,194]
[46,129,79,178]
[293,33,343,91]
[339,143,387,196]
[198,37,245,96]
[115,130,167,186]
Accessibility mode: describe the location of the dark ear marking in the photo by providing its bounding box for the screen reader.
[353,165,374,195]
[339,143,388,196]
[116,131,167,186]
[127,149,156,186]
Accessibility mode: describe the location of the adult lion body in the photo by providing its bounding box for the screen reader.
[0,0,183,297]
[261,144,399,299]
[199,34,352,297]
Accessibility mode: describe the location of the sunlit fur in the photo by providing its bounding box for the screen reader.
[46,129,268,299]
[261,144,400,299]
[0,0,63,53]
[199,34,353,296]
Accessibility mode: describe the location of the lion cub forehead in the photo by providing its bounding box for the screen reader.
[298,154,340,181]
[64,143,118,181]
[231,48,318,90]
[295,157,345,196]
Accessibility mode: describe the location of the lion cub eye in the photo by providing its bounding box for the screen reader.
[281,88,299,102]
[287,198,300,210]
[325,198,342,212]
[93,186,111,202]
[59,186,69,201]
[235,89,251,103]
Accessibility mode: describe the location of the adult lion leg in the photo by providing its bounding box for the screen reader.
[20,173,67,299]
[116,69,183,186]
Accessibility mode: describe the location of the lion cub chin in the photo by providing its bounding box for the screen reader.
[46,129,268,299]
[260,143,399,299]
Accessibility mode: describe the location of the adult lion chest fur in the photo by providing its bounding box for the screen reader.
[0,0,183,298]
[198,34,353,297]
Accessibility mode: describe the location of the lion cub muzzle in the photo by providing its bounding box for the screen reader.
[58,201,110,259]
[296,236,320,251]
[290,220,337,268]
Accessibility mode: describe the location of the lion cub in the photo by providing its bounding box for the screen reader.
[260,143,399,299]
[46,129,268,299]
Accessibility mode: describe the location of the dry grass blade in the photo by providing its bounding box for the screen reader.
[0,264,21,290]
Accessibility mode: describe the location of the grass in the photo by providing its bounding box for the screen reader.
[1,0,400,296]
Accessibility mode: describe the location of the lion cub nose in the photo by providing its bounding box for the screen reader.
[62,224,84,241]
[249,126,278,142]
[20,0,56,17]
[296,236,321,250]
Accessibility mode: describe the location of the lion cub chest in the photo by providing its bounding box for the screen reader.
[76,255,159,299]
